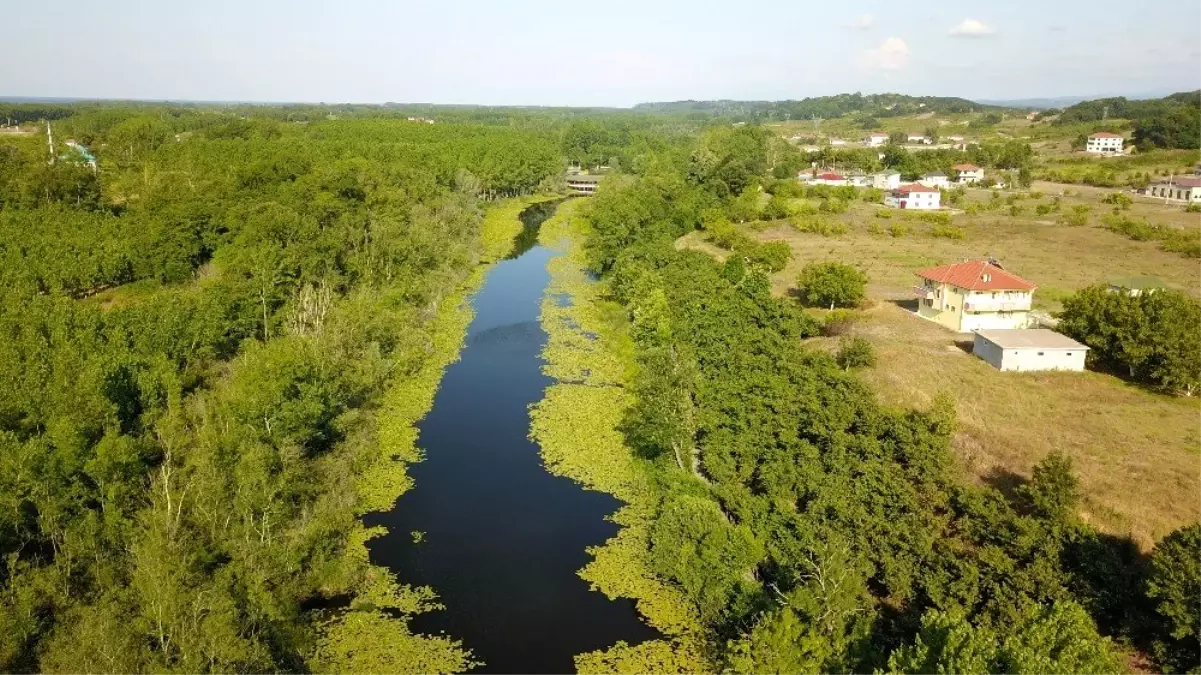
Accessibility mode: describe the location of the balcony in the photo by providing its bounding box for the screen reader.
[913,285,936,299]
[964,297,1032,312]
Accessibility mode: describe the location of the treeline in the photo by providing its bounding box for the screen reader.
[1059,285,1201,395]
[574,123,1200,673]
[0,105,560,672]
[633,92,1000,122]
[1055,91,1201,150]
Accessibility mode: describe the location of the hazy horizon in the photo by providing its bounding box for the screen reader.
[3,0,1199,107]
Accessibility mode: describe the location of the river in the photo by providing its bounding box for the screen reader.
[365,200,657,673]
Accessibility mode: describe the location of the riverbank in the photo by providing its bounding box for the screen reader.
[531,199,711,673]
[316,195,560,673]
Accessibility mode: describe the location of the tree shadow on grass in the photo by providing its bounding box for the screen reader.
[981,466,1029,504]
[888,298,919,313]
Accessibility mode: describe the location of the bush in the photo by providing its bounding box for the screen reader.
[791,217,847,237]
[1101,192,1133,209]
[1035,203,1054,216]
[964,202,981,215]
[888,222,910,238]
[747,241,792,272]
[867,222,885,236]
[797,261,867,309]
[931,224,966,240]
[1060,204,1090,226]
[705,217,755,250]
[860,187,884,203]
[875,208,893,219]
[1185,203,1200,213]
[1009,204,1024,217]
[1146,524,1201,673]
[822,309,859,336]
[835,336,876,370]
[819,198,849,214]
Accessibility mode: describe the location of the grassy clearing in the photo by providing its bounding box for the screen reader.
[680,190,1200,313]
[678,194,1200,549]
[533,199,710,674]
[805,303,1200,549]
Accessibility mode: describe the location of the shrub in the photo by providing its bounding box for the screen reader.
[1030,190,1044,199]
[1009,205,1024,217]
[1146,524,1201,674]
[791,217,847,237]
[1185,203,1200,213]
[796,261,867,308]
[875,208,893,219]
[861,187,884,203]
[1101,192,1133,209]
[819,198,849,214]
[931,224,966,240]
[822,308,859,336]
[888,222,910,238]
[1060,204,1090,226]
[835,336,876,370]
[747,241,792,272]
[867,222,885,236]
[964,202,981,215]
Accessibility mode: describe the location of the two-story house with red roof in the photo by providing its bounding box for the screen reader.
[1085,132,1123,154]
[885,184,941,209]
[953,163,984,184]
[913,260,1035,332]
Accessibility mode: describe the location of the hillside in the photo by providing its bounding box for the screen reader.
[634,92,1006,121]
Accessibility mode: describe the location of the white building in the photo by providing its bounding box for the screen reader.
[872,171,901,190]
[865,132,890,147]
[829,138,848,147]
[1148,177,1201,203]
[914,260,1035,332]
[919,172,950,188]
[1086,132,1124,155]
[972,329,1089,372]
[565,174,602,195]
[885,184,941,210]
[946,135,965,142]
[953,163,984,185]
[847,173,872,187]
[907,134,931,145]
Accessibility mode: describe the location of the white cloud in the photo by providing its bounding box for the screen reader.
[846,13,874,30]
[949,19,995,37]
[860,37,910,70]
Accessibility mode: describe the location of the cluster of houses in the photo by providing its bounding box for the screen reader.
[798,162,987,210]
[913,259,1090,372]
[1146,174,1201,204]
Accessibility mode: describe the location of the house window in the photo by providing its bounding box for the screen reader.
[1066,352,1072,356]
[1037,351,1045,356]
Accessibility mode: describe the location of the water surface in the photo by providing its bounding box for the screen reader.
[366,202,657,673]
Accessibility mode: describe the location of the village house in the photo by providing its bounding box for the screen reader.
[946,135,965,142]
[829,138,848,147]
[800,170,849,186]
[1148,176,1201,203]
[972,329,1088,372]
[885,184,941,210]
[953,163,984,185]
[872,171,901,190]
[918,171,950,188]
[907,133,931,145]
[913,260,1034,332]
[1085,132,1123,155]
[865,132,890,147]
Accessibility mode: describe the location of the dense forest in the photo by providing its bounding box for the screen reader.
[0,102,1198,674]
[0,104,562,672]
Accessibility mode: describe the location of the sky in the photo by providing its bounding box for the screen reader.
[2,0,1199,107]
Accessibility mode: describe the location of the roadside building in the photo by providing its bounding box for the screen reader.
[1148,176,1201,203]
[565,174,601,195]
[913,260,1035,332]
[865,132,890,147]
[918,171,950,188]
[846,172,872,187]
[1085,132,1124,154]
[872,171,901,190]
[829,138,848,147]
[885,184,941,210]
[946,135,965,142]
[972,329,1088,372]
[952,163,984,185]
[907,133,931,144]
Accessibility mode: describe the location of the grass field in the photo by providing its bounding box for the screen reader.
[678,187,1201,547]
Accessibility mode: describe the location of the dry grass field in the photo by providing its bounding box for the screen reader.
[679,189,1201,547]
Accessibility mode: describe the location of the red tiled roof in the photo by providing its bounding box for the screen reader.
[916,260,1036,291]
[1164,177,1201,188]
[894,183,939,193]
[817,172,845,180]
[953,163,981,171]
[1089,132,1122,138]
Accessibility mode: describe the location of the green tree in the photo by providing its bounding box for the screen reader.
[1019,451,1080,522]
[797,261,867,308]
[835,336,875,370]
[1146,524,1201,674]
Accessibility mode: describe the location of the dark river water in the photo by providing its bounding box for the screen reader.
[365,201,658,673]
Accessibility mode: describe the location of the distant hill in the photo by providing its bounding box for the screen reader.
[977,92,1188,110]
[633,93,1005,122]
[1054,90,1200,125]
